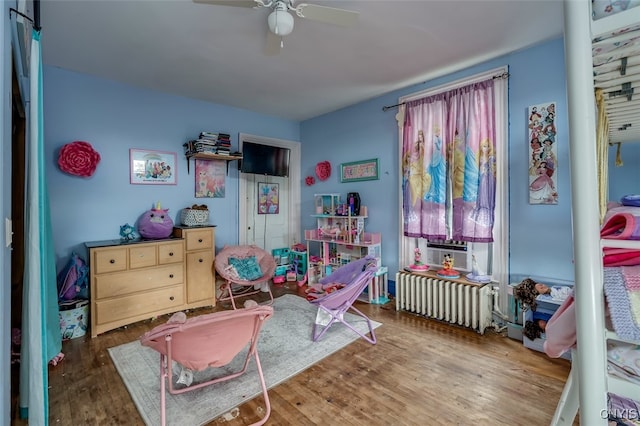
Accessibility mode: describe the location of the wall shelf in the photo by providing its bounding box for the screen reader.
[185,152,242,175]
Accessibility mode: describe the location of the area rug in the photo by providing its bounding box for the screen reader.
[108,294,381,425]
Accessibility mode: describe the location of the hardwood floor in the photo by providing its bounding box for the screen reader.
[12,283,575,425]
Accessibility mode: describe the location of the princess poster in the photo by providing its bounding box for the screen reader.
[195,159,226,198]
[528,101,558,205]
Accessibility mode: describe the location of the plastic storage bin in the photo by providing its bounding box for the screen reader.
[59,299,89,340]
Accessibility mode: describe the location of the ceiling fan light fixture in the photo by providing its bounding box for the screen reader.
[267,9,294,36]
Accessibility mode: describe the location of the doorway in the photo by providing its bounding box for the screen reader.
[10,55,26,422]
[238,133,301,253]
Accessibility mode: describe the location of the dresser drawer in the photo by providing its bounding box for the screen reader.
[185,250,215,303]
[95,264,184,298]
[185,229,213,251]
[95,284,184,326]
[158,241,184,264]
[129,244,158,269]
[94,247,127,274]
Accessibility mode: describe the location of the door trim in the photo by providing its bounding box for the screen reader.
[238,133,301,247]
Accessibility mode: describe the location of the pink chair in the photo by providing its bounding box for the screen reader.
[309,256,378,344]
[139,305,274,426]
[214,245,277,309]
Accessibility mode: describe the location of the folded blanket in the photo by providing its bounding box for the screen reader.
[603,248,640,267]
[622,267,640,326]
[607,392,640,425]
[601,213,640,240]
[604,267,640,341]
[607,340,640,386]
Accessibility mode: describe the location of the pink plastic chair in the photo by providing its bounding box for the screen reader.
[139,305,274,426]
[309,256,378,344]
[215,245,277,309]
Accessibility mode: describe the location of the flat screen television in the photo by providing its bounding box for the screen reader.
[240,141,290,177]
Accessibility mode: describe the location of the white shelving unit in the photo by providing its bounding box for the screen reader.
[553,2,640,424]
[305,194,381,286]
[304,217,381,284]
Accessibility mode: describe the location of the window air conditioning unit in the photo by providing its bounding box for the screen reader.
[424,240,473,272]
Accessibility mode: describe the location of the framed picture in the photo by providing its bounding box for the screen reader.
[258,182,279,214]
[340,158,379,183]
[130,149,177,185]
[195,159,226,198]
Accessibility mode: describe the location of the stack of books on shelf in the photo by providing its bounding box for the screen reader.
[183,131,240,157]
[215,133,231,156]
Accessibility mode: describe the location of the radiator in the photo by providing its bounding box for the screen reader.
[395,271,493,334]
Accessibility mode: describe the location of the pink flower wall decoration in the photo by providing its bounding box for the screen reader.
[315,161,331,181]
[58,141,101,177]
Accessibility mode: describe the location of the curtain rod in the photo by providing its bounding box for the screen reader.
[9,7,41,31]
[381,71,510,112]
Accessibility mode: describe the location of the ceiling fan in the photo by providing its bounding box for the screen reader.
[193,0,359,54]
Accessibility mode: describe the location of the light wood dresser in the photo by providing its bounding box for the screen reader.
[172,225,216,307]
[86,225,216,337]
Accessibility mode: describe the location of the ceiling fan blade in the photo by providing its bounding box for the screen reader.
[193,0,261,8]
[294,3,359,27]
[265,30,282,56]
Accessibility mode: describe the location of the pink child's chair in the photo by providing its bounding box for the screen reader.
[214,245,277,309]
[139,304,274,426]
[309,256,378,344]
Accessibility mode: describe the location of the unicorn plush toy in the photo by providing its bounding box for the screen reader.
[138,202,174,239]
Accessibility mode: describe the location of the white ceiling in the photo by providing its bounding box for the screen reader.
[40,0,565,121]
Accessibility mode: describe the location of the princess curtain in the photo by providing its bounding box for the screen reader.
[397,69,509,314]
[402,78,497,242]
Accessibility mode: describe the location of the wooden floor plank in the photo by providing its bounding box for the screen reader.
[12,284,577,425]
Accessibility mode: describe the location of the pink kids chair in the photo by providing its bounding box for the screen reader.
[214,245,277,309]
[139,304,274,426]
[308,256,378,344]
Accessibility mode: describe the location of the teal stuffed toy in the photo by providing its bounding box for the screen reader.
[120,223,138,241]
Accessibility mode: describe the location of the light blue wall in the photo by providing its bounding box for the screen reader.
[608,143,640,202]
[507,39,574,281]
[43,39,577,282]
[301,37,576,281]
[43,66,300,267]
[44,38,577,284]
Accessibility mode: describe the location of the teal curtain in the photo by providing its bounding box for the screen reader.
[19,29,62,424]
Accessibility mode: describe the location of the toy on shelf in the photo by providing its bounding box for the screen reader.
[466,255,491,284]
[319,223,343,240]
[138,201,174,239]
[407,247,429,272]
[314,193,341,215]
[437,253,460,279]
[119,223,138,241]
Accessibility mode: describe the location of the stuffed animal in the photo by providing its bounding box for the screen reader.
[119,223,138,241]
[138,202,174,239]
